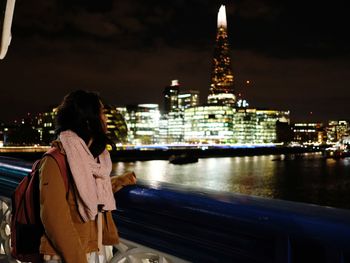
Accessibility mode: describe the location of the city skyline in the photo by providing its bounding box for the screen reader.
[0,0,349,123]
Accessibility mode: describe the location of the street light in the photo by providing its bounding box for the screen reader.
[0,0,16,59]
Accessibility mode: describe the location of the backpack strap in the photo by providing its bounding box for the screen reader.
[43,147,69,192]
[31,159,42,172]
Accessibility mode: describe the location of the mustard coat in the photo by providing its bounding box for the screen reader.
[39,144,136,263]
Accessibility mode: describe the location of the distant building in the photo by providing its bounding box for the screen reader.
[36,109,57,145]
[166,111,185,144]
[232,108,256,143]
[163,90,200,143]
[184,105,234,144]
[232,109,290,144]
[3,115,40,146]
[123,104,160,145]
[256,110,289,144]
[276,120,293,144]
[292,122,325,144]
[104,105,128,145]
[178,90,200,111]
[208,5,235,106]
[158,115,169,144]
[163,80,200,113]
[163,80,180,114]
[160,80,200,144]
[326,120,349,143]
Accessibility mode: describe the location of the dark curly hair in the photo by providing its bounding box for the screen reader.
[55,90,109,157]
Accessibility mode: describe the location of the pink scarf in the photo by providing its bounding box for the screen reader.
[59,130,116,222]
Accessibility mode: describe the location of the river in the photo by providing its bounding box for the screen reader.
[112,152,350,210]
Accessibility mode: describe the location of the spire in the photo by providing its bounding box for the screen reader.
[217,5,227,28]
[208,5,235,106]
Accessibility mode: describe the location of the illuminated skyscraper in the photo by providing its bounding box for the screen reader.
[184,105,235,144]
[124,104,160,144]
[103,105,128,144]
[163,80,180,113]
[178,90,200,111]
[208,5,235,106]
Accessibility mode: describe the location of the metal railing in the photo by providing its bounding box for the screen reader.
[1,156,350,262]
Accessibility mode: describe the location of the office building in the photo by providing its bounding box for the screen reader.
[104,105,128,145]
[292,122,325,144]
[123,104,160,145]
[184,105,234,144]
[163,80,180,113]
[326,120,349,143]
[178,90,200,111]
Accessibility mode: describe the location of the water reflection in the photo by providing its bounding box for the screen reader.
[112,153,350,210]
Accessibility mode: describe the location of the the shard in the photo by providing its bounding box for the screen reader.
[208,5,236,105]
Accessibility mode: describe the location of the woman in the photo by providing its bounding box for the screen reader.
[39,90,136,263]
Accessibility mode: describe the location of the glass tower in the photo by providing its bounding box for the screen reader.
[163,80,180,114]
[208,5,235,106]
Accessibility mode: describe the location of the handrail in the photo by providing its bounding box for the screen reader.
[1,157,350,262]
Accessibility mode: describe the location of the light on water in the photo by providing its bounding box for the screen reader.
[112,153,350,210]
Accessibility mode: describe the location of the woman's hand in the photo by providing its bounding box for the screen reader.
[110,172,137,193]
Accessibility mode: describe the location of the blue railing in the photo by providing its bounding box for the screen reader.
[1,156,350,262]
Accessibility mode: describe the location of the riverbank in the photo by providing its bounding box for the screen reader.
[111,146,320,161]
[0,146,320,162]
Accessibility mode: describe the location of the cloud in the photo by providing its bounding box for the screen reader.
[234,0,282,19]
[67,11,121,37]
[14,0,65,32]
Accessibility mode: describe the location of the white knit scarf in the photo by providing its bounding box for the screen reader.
[59,130,116,222]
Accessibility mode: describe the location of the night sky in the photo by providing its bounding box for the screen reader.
[0,0,349,123]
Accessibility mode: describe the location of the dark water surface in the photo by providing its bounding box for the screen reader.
[112,152,350,210]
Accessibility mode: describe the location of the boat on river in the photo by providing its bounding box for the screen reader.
[169,154,198,164]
